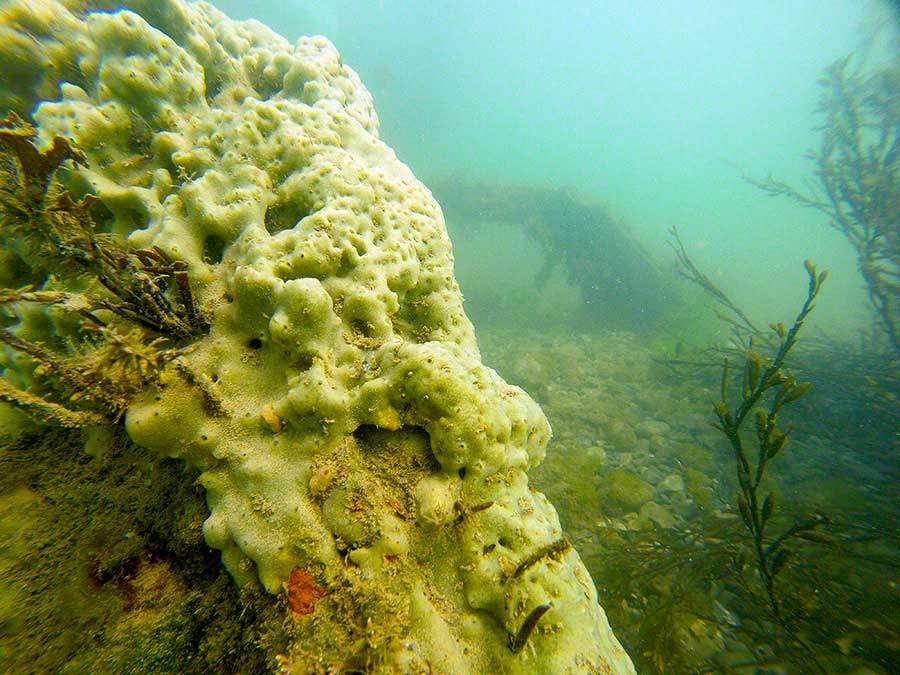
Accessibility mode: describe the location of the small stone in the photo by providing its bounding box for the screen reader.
[605,421,638,448]
[638,501,676,529]
[658,473,685,493]
[598,468,654,512]
[635,419,670,439]
[586,445,607,463]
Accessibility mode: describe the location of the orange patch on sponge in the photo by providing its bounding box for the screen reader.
[285,567,327,616]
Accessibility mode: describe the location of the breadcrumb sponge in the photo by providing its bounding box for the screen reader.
[0,1,634,672]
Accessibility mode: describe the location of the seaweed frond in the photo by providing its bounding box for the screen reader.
[669,225,760,339]
[0,377,107,427]
[0,113,211,428]
[712,261,828,621]
[746,57,900,355]
[710,261,832,672]
[0,111,87,201]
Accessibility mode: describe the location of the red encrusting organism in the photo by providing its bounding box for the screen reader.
[285,567,327,616]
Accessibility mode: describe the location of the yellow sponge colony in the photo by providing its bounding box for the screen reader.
[0,1,634,672]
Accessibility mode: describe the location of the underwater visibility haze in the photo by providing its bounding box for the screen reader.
[0,1,899,674]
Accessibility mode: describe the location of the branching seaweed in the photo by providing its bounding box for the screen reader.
[0,111,87,199]
[0,114,208,340]
[746,57,900,355]
[594,258,900,673]
[0,112,210,426]
[712,261,827,617]
[592,506,899,675]
[669,225,760,340]
[712,260,830,671]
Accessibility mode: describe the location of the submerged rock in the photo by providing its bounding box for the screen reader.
[598,468,655,512]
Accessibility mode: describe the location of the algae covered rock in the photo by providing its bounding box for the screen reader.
[598,468,655,513]
[0,1,634,673]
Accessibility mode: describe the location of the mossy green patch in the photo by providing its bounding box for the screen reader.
[0,428,288,675]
